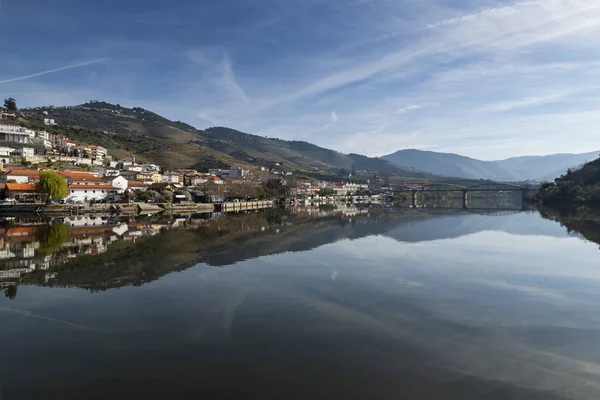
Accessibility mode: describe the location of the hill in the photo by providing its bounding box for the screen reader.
[23,102,433,177]
[537,157,600,205]
[382,149,600,182]
[200,127,428,176]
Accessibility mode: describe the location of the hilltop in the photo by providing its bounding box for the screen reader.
[22,102,432,177]
[537,156,600,205]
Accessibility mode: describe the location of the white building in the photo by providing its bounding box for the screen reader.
[141,164,160,172]
[11,147,35,157]
[43,118,57,126]
[89,146,107,159]
[228,167,247,178]
[123,164,143,172]
[32,137,52,149]
[103,176,128,192]
[0,146,15,157]
[0,169,40,183]
[0,123,33,144]
[67,184,117,202]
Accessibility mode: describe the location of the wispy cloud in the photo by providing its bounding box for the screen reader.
[324,110,339,129]
[395,104,421,114]
[479,94,569,113]
[0,59,109,85]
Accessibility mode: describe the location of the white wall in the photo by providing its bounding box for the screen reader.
[67,188,111,202]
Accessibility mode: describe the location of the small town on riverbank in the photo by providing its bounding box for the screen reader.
[0,109,378,212]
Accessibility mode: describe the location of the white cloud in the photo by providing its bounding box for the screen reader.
[395,104,421,114]
[324,110,339,129]
[0,59,109,85]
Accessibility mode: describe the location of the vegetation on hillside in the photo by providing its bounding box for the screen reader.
[536,156,600,204]
[19,118,235,170]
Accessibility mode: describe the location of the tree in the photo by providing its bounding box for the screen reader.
[37,170,68,200]
[3,97,16,113]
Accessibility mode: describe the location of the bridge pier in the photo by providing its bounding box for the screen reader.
[462,190,468,209]
[411,190,417,208]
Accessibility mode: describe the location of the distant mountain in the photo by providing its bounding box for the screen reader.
[201,127,429,176]
[382,149,600,181]
[23,103,432,177]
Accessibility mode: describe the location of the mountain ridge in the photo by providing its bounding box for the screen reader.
[382,149,600,182]
[22,102,432,177]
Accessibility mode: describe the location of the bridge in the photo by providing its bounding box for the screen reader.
[393,183,534,210]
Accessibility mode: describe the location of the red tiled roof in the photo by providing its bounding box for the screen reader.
[69,184,115,190]
[5,183,36,191]
[127,181,147,187]
[58,171,105,182]
[6,169,40,176]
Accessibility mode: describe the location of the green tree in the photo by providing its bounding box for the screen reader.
[3,97,16,113]
[37,170,69,200]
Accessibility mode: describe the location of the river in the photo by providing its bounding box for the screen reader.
[1,205,599,399]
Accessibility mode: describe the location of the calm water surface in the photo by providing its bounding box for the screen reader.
[1,208,600,399]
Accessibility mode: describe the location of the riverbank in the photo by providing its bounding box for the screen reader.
[0,201,276,217]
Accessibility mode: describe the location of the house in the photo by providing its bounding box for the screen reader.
[161,173,182,184]
[0,147,15,159]
[103,176,128,192]
[147,182,174,192]
[126,181,148,192]
[58,171,106,185]
[31,137,52,149]
[66,184,116,202]
[2,183,41,202]
[43,118,57,126]
[0,122,32,144]
[0,169,40,183]
[228,167,247,178]
[136,172,162,184]
[206,176,224,185]
[123,164,143,172]
[89,146,107,159]
[11,147,35,157]
[184,174,206,186]
[118,171,139,181]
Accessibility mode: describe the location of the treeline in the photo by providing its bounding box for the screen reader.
[536,156,600,204]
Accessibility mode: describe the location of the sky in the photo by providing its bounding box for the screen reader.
[1,0,600,160]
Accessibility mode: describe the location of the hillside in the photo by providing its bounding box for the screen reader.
[382,149,600,182]
[20,105,235,171]
[201,127,428,175]
[537,157,600,205]
[23,102,433,177]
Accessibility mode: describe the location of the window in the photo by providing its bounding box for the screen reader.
[71,190,74,193]
[93,190,96,193]
[85,190,87,193]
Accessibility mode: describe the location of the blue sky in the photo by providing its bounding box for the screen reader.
[1,0,600,160]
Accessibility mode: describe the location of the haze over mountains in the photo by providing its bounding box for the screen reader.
[382,149,600,182]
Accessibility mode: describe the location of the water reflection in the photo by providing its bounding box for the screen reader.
[1,205,600,399]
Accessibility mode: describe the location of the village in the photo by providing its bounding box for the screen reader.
[0,114,371,206]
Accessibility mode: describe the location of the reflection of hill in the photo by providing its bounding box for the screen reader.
[384,211,568,243]
[538,207,600,246]
[20,208,580,291]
